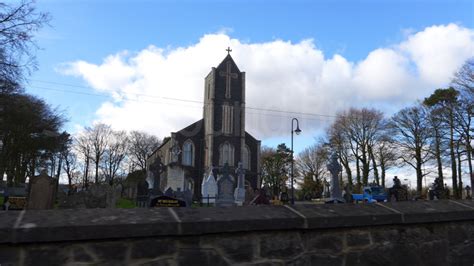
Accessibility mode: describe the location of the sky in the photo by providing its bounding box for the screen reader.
[25,0,474,159]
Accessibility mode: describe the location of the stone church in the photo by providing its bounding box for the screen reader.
[147,50,261,198]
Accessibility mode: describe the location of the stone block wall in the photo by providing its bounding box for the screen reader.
[1,201,473,265]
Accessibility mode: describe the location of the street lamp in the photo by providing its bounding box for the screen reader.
[291,118,301,205]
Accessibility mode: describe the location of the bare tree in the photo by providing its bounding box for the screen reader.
[102,130,128,185]
[75,133,91,189]
[128,131,161,171]
[0,0,50,83]
[61,145,77,192]
[452,59,474,191]
[372,133,398,188]
[296,142,329,183]
[390,105,432,194]
[453,58,474,97]
[87,123,111,183]
[334,108,384,187]
[328,124,353,187]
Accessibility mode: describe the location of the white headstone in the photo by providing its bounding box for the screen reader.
[201,171,217,204]
[216,164,235,207]
[167,167,185,191]
[234,162,246,206]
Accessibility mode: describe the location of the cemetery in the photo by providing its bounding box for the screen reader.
[1,1,474,264]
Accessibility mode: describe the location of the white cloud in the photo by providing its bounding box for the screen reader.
[60,23,474,140]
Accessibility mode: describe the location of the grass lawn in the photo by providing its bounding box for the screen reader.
[116,198,136,209]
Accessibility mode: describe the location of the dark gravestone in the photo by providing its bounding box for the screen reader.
[150,195,186,207]
[85,184,107,208]
[280,191,289,204]
[149,157,165,195]
[216,163,235,207]
[3,184,27,210]
[136,179,149,207]
[183,189,193,207]
[175,188,192,207]
[28,171,56,210]
[164,187,174,198]
[250,188,270,205]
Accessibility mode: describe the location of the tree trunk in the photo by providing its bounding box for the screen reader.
[466,136,473,193]
[341,157,352,187]
[368,145,379,185]
[84,157,89,189]
[449,113,458,198]
[381,164,386,188]
[434,129,444,186]
[361,146,370,186]
[95,157,99,184]
[56,156,62,179]
[457,148,463,198]
[415,148,423,194]
[355,148,361,187]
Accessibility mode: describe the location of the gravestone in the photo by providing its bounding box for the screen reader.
[149,157,165,195]
[244,186,257,205]
[174,188,191,207]
[57,191,87,209]
[280,191,289,204]
[27,171,56,210]
[249,188,270,205]
[325,152,345,204]
[150,195,186,207]
[136,179,150,207]
[201,170,217,204]
[85,184,107,208]
[105,184,122,208]
[164,187,174,197]
[3,184,28,210]
[234,162,246,206]
[216,163,235,207]
[183,189,193,207]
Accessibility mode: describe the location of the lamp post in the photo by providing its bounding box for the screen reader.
[291,118,301,205]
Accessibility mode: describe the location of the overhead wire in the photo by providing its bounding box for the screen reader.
[28,79,337,122]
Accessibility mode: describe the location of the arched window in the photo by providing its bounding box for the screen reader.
[219,142,234,166]
[242,145,251,169]
[182,140,194,166]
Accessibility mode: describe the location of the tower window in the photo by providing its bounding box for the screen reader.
[219,142,234,166]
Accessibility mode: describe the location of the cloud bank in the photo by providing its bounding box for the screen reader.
[60,23,474,140]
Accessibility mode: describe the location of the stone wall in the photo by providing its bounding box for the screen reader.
[1,201,473,266]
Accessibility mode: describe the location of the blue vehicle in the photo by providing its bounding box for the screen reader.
[352,186,387,203]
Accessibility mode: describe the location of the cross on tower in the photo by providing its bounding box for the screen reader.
[226,47,232,55]
[219,60,238,98]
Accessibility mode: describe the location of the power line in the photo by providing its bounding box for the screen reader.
[31,85,333,123]
[29,79,338,119]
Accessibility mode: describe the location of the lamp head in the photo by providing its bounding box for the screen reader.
[295,126,302,135]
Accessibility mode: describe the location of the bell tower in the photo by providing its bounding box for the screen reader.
[203,48,246,173]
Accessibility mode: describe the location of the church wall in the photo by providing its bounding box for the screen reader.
[245,133,260,189]
[174,121,204,198]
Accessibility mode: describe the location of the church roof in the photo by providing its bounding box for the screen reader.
[176,119,204,135]
[216,54,241,73]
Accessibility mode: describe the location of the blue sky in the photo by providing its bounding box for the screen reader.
[26,0,474,153]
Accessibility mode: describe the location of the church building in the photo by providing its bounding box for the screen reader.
[147,50,261,198]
